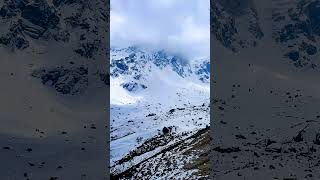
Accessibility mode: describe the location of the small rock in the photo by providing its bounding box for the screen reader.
[235,134,246,139]
[253,152,260,157]
[265,143,282,153]
[28,162,35,167]
[293,131,303,142]
[220,121,227,124]
[213,146,241,153]
[146,113,156,117]
[162,127,170,134]
[314,133,320,145]
[3,146,10,150]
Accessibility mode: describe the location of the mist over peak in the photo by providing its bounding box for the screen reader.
[110,0,209,60]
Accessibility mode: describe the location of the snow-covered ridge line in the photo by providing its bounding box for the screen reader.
[110,46,210,82]
[110,46,210,106]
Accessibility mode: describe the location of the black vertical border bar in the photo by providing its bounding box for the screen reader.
[101,0,110,179]
[209,0,214,179]
[88,0,110,178]
[93,0,110,178]
[0,0,111,179]
[105,0,111,179]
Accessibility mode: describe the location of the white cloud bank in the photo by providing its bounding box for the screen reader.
[110,0,210,59]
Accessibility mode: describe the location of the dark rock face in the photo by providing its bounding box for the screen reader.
[0,0,28,18]
[300,42,317,55]
[64,15,90,30]
[31,66,88,95]
[114,59,129,71]
[211,0,320,69]
[74,41,100,58]
[0,30,29,50]
[195,61,210,83]
[273,1,320,43]
[272,0,320,68]
[52,0,79,7]
[121,82,147,92]
[285,51,299,61]
[0,0,106,60]
[153,50,170,68]
[305,1,320,36]
[99,73,110,85]
[0,1,61,50]
[170,55,191,78]
[21,4,59,29]
[211,2,237,52]
[211,0,263,52]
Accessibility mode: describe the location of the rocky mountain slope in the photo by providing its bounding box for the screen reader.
[211,0,320,179]
[112,127,210,180]
[110,47,210,179]
[0,0,109,179]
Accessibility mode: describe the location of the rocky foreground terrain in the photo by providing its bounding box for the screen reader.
[111,123,210,180]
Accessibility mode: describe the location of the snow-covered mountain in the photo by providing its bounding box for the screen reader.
[110,46,209,86]
[110,46,210,178]
[110,46,209,105]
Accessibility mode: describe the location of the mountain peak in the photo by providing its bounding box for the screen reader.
[110,47,210,90]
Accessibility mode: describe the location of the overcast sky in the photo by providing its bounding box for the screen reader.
[110,0,209,59]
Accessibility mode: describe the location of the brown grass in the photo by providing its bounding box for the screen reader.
[183,129,210,177]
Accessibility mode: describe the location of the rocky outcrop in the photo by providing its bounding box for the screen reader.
[31,66,88,95]
[211,0,264,52]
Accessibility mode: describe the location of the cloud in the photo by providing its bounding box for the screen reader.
[110,0,209,59]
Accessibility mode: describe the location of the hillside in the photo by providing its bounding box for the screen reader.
[0,0,109,179]
[110,46,210,179]
[211,0,320,179]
